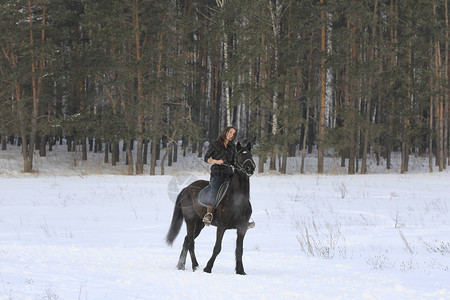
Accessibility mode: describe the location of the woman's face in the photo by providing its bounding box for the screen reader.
[226,128,237,142]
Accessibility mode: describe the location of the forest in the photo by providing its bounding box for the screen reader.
[0,0,449,175]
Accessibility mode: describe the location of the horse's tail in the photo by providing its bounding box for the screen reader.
[166,192,184,246]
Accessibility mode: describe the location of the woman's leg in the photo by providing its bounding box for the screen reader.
[203,175,224,225]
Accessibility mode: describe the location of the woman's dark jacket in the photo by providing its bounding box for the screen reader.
[204,140,235,178]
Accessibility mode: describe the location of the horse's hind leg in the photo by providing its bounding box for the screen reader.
[177,221,196,270]
[176,235,189,270]
[204,226,226,273]
[188,222,204,271]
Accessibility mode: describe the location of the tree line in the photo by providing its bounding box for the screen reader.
[1,0,448,175]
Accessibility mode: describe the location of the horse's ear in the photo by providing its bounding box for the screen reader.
[248,137,256,149]
[237,141,242,151]
[246,142,251,151]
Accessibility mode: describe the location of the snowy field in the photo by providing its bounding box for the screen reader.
[0,144,449,299]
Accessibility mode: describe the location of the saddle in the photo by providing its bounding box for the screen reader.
[198,180,230,208]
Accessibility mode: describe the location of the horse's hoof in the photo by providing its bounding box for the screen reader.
[247,220,255,229]
[177,264,185,271]
[203,267,211,273]
[236,269,246,275]
[192,265,198,272]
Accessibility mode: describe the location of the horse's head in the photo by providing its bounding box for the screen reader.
[234,142,256,177]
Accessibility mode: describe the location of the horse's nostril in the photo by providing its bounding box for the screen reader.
[245,165,254,174]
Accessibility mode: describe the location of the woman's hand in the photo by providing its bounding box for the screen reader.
[208,158,223,165]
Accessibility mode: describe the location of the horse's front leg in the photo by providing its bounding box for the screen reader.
[235,226,247,275]
[204,226,226,273]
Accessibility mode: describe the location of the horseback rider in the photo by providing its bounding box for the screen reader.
[203,126,237,225]
[203,127,255,229]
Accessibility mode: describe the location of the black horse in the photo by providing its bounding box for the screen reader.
[166,142,255,275]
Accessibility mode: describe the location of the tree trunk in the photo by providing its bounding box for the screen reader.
[17,82,32,173]
[39,135,47,157]
[150,138,157,175]
[317,0,326,174]
[361,0,378,174]
[126,140,134,175]
[143,140,148,165]
[104,143,109,163]
[258,32,268,174]
[269,0,281,138]
[433,2,444,172]
[136,139,144,174]
[401,6,413,174]
[173,142,178,163]
[347,15,357,175]
[445,0,449,168]
[112,142,119,166]
[134,0,144,175]
[149,30,164,175]
[258,106,267,173]
[223,32,231,126]
[429,59,434,173]
[160,142,174,175]
[168,142,173,167]
[82,138,87,161]
[386,0,398,171]
[24,0,43,173]
[281,138,288,174]
[301,33,314,174]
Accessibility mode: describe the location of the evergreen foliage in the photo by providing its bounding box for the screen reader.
[0,0,449,174]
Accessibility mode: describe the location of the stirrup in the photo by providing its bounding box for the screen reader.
[248,219,255,229]
[203,212,213,226]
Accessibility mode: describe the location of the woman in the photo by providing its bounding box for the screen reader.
[203,126,237,225]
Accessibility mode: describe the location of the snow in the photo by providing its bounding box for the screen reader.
[0,144,449,299]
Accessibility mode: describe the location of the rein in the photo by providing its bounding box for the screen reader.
[221,150,255,177]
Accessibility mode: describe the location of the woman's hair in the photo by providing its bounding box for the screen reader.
[218,126,237,146]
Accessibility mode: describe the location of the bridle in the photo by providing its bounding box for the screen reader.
[232,149,256,177]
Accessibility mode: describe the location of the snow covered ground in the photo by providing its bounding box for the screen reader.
[0,144,449,299]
